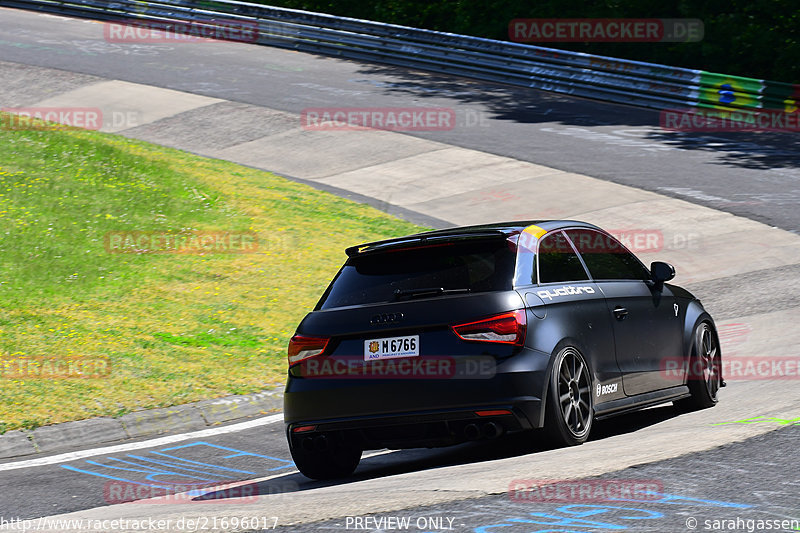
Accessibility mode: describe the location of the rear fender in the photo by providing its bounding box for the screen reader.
[538,337,595,428]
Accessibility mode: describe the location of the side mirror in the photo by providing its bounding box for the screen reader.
[650,261,676,288]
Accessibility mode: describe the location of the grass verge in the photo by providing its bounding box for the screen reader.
[0,114,427,432]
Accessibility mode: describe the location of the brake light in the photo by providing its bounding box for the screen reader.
[452,310,527,346]
[288,334,330,365]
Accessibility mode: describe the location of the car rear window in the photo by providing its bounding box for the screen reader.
[317,239,515,310]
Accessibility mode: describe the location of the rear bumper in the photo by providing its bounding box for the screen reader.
[287,406,536,450]
[284,348,550,449]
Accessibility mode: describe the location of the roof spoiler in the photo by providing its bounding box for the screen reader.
[345,231,509,257]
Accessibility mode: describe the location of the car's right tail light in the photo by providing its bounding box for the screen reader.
[288,334,330,366]
[452,310,527,346]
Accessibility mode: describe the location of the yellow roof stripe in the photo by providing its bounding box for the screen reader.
[522,224,547,239]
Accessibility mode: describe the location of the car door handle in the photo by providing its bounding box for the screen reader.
[613,306,629,320]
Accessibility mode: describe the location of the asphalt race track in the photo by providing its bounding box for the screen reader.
[273,425,800,533]
[1,10,799,232]
[0,7,798,533]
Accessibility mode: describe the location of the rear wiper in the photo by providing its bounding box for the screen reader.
[393,287,471,300]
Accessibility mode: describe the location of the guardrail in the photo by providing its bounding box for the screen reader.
[3,0,798,113]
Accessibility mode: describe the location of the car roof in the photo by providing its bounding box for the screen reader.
[345,220,603,257]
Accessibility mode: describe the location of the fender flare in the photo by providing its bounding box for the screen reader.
[682,302,723,384]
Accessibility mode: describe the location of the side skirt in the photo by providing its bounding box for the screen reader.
[594,385,691,420]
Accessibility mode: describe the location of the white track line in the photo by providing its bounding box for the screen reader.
[0,414,283,471]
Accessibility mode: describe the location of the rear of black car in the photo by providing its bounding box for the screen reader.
[284,230,550,479]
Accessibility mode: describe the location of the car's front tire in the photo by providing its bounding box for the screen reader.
[675,321,721,411]
[544,346,593,446]
[289,435,362,480]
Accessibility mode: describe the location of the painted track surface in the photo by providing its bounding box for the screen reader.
[0,7,798,532]
[270,425,800,532]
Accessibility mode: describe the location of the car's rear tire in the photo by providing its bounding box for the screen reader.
[289,435,362,480]
[674,321,721,412]
[544,346,593,446]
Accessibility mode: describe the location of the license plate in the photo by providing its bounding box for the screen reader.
[364,335,419,361]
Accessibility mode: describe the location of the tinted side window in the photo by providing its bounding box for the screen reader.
[565,229,650,281]
[537,231,589,283]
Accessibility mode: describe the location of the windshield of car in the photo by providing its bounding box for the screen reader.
[317,239,515,310]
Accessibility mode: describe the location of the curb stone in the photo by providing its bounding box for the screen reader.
[0,387,284,461]
[0,430,36,459]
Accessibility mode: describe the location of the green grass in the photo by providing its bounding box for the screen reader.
[0,113,427,432]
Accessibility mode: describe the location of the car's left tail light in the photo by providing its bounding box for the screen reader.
[288,334,330,366]
[452,310,527,346]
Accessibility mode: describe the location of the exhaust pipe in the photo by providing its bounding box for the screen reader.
[464,423,480,440]
[301,437,315,452]
[482,422,502,439]
[314,434,329,451]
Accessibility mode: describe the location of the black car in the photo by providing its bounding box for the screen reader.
[284,220,723,479]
